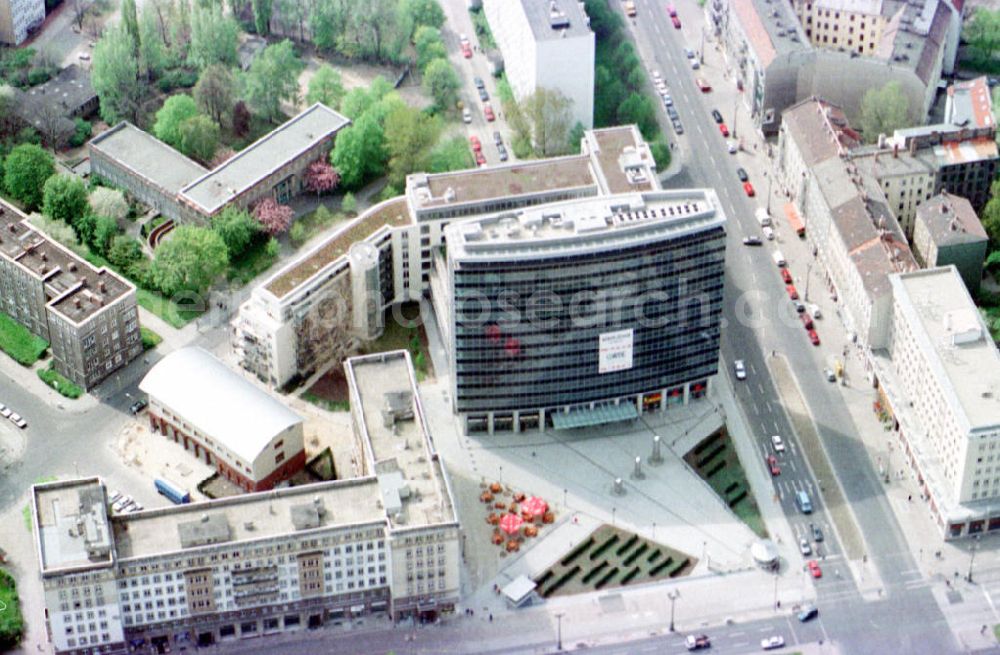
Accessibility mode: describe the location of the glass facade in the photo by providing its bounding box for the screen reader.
[450,226,726,414]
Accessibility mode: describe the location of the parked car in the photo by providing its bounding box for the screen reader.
[483,103,495,121]
[0,404,10,419]
[811,523,824,542]
[743,182,756,197]
[473,76,485,89]
[109,491,123,504]
[695,77,710,92]
[685,634,710,651]
[684,48,695,59]
[734,359,746,380]
[771,434,785,452]
[469,135,482,151]
[497,145,509,162]
[667,106,679,120]
[672,15,681,28]
[711,109,723,123]
[799,537,812,556]
[767,455,780,476]
[475,151,487,166]
[478,87,489,101]
[800,313,814,330]
[652,70,662,83]
[690,58,700,69]
[742,236,763,246]
[129,399,148,415]
[9,412,26,429]
[662,94,674,106]
[460,33,472,58]
[718,123,729,137]
[763,225,774,240]
[824,368,836,382]
[761,635,785,650]
[727,141,737,154]
[128,502,144,513]
[781,268,793,284]
[114,496,134,513]
[493,130,503,146]
[737,167,749,182]
[794,301,806,313]
[673,120,684,134]
[786,284,799,300]
[462,107,472,123]
[797,605,819,622]
[808,303,823,319]
[808,329,821,346]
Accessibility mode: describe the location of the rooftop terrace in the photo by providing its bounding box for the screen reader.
[587,126,657,194]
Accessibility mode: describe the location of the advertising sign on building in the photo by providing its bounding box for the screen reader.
[599,329,634,374]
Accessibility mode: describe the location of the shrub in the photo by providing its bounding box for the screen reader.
[38,365,83,399]
[68,118,93,148]
[140,326,162,350]
[341,192,357,214]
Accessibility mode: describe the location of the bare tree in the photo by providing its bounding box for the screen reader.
[72,0,93,30]
[35,103,73,150]
[83,13,104,40]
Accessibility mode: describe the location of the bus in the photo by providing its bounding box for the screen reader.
[155,478,191,504]
[784,202,805,237]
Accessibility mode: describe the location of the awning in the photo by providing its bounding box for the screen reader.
[502,575,538,608]
[551,403,638,430]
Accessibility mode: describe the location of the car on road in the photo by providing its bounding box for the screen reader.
[808,560,822,578]
[743,181,756,197]
[785,284,799,300]
[795,301,806,313]
[129,399,148,415]
[711,109,723,123]
[824,368,836,382]
[460,34,472,58]
[462,107,472,123]
[797,605,819,622]
[727,141,738,154]
[475,151,486,166]
[771,434,785,452]
[474,76,485,89]
[684,634,710,651]
[690,58,700,69]
[493,131,503,146]
[763,225,774,239]
[9,412,26,429]
[808,303,822,319]
[0,404,10,419]
[672,120,684,134]
[469,135,482,151]
[662,94,673,106]
[800,313,814,330]
[478,87,489,101]
[696,77,710,92]
[799,537,812,556]
[497,144,509,162]
[767,455,780,476]
[718,123,729,137]
[811,523,824,541]
[808,329,821,346]
[666,106,679,120]
[734,359,746,380]
[780,269,792,284]
[736,167,749,182]
[684,48,695,59]
[483,103,495,121]
[761,635,785,650]
[672,15,682,28]
[742,236,763,246]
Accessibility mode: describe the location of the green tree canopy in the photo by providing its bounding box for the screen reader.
[194,64,236,126]
[616,92,657,141]
[427,135,473,173]
[422,58,459,111]
[151,225,228,295]
[384,104,441,188]
[89,187,129,222]
[179,114,220,163]
[860,81,912,143]
[414,26,447,70]
[211,206,260,260]
[401,0,445,34]
[340,76,394,119]
[189,6,240,71]
[154,94,200,149]
[42,174,88,224]
[92,26,142,124]
[521,87,574,157]
[5,144,55,211]
[962,8,1000,72]
[241,40,304,122]
[253,0,273,36]
[306,64,345,109]
[330,113,387,189]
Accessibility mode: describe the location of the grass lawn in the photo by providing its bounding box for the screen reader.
[0,570,24,651]
[362,303,432,380]
[301,391,350,412]
[141,326,162,350]
[227,237,279,285]
[37,365,84,399]
[136,288,203,329]
[0,311,48,366]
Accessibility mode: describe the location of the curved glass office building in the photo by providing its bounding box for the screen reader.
[439,190,727,433]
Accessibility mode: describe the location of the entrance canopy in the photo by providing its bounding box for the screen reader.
[502,575,538,608]
[551,403,638,430]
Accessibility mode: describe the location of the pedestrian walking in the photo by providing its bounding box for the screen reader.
[489,613,493,622]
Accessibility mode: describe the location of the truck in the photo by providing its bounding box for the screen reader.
[154,478,191,504]
[624,0,636,16]
[755,207,772,227]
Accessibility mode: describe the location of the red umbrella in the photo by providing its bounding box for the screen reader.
[522,496,548,516]
[499,513,523,535]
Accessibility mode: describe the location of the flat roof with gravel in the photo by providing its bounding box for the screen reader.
[89,122,207,194]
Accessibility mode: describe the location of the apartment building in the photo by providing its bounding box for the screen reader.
[232,125,659,390]
[911,193,987,294]
[89,104,350,223]
[483,0,594,128]
[32,351,460,654]
[436,189,726,433]
[0,200,142,389]
[792,0,887,56]
[876,266,1000,538]
[139,347,306,492]
[0,0,44,45]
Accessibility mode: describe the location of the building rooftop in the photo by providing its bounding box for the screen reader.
[876,0,951,86]
[735,0,810,68]
[809,0,883,15]
[179,104,350,215]
[15,64,96,130]
[0,201,133,324]
[88,123,208,196]
[916,192,987,246]
[520,0,592,41]
[891,266,1000,430]
[345,351,457,529]
[264,196,411,300]
[112,478,383,560]
[33,479,114,576]
[586,126,658,194]
[782,99,860,167]
[138,347,303,463]
[945,76,995,130]
[447,190,723,260]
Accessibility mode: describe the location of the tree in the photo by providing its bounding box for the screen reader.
[616,92,657,140]
[649,139,671,170]
[232,100,251,137]
[303,159,340,195]
[306,65,345,109]
[860,81,912,143]
[138,4,168,78]
[309,0,347,52]
[252,0,272,35]
[151,225,228,295]
[6,145,55,211]
[35,103,74,149]
[413,26,446,70]
[30,212,79,247]
[521,87,574,157]
[92,215,119,255]
[567,121,586,152]
[211,205,259,259]
[401,0,444,34]
[289,221,306,245]
[384,104,440,188]
[121,0,141,61]
[71,0,93,30]
[341,191,356,214]
[41,174,88,224]
[428,135,474,173]
[983,196,1000,248]
[188,6,239,71]
[107,235,144,270]
[962,8,1000,72]
[330,114,387,188]
[179,115,220,163]
[422,58,459,111]
[0,85,18,141]
[252,198,294,234]
[89,187,129,221]
[69,118,93,148]
[241,40,303,123]
[154,94,200,148]
[194,64,235,126]
[340,76,393,119]
[92,27,142,124]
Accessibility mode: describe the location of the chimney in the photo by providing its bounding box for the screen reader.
[893,144,899,158]
[98,280,105,293]
[41,252,47,262]
[73,297,81,309]
[69,262,77,272]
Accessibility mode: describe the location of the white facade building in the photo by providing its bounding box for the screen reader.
[0,0,44,45]
[483,0,594,128]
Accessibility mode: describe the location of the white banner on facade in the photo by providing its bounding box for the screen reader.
[599,329,634,374]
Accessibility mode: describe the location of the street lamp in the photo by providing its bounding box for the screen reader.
[563,488,568,508]
[612,507,617,527]
[766,174,773,215]
[556,611,564,651]
[732,94,739,140]
[773,573,779,610]
[667,589,680,632]
[804,262,813,302]
[968,534,981,583]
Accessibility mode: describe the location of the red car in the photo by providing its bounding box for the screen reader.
[667,3,676,16]
[474,151,486,166]
[767,454,780,476]
[808,560,822,578]
[696,78,711,92]
[786,284,799,300]
[719,123,729,137]
[743,181,755,196]
[672,15,681,28]
[808,329,820,346]
[780,269,793,284]
[800,313,814,330]
[469,135,482,152]
[460,34,472,58]
[483,103,495,121]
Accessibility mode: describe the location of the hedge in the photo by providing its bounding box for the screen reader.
[0,311,48,365]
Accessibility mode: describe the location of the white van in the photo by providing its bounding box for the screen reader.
[808,303,822,319]
[755,207,772,227]
[772,250,786,267]
[762,225,775,240]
